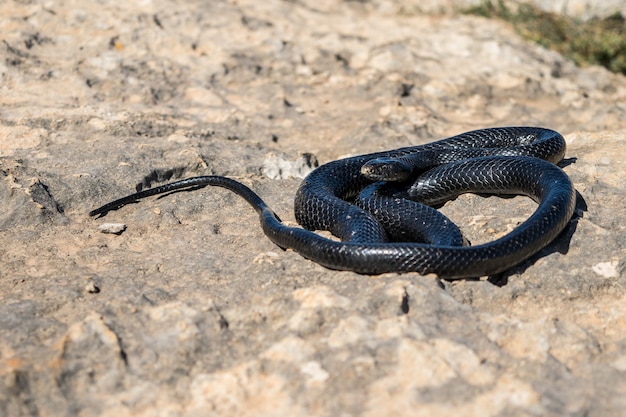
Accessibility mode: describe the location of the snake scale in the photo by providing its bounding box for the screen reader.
[90,127,576,279]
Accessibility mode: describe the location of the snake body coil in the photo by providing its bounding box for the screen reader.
[90,127,576,279]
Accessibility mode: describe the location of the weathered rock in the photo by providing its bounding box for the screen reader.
[0,1,625,416]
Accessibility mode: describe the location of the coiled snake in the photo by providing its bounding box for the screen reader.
[90,127,576,279]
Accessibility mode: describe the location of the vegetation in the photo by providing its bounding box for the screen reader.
[464,0,626,76]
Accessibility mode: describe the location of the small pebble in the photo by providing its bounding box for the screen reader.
[85,282,100,294]
[98,223,127,235]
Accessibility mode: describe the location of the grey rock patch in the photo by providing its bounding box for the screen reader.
[262,153,319,179]
[97,223,127,235]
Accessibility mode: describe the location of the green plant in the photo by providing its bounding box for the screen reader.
[464,1,626,76]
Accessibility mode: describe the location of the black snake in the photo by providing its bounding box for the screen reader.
[90,127,576,279]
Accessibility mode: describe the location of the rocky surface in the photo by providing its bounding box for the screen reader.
[1,1,625,416]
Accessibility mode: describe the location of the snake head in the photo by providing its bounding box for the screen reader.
[361,157,413,182]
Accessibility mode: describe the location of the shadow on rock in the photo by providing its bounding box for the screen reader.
[488,189,587,287]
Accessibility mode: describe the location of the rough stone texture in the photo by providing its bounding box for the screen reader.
[1,1,625,416]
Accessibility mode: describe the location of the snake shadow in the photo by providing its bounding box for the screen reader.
[484,157,584,286]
